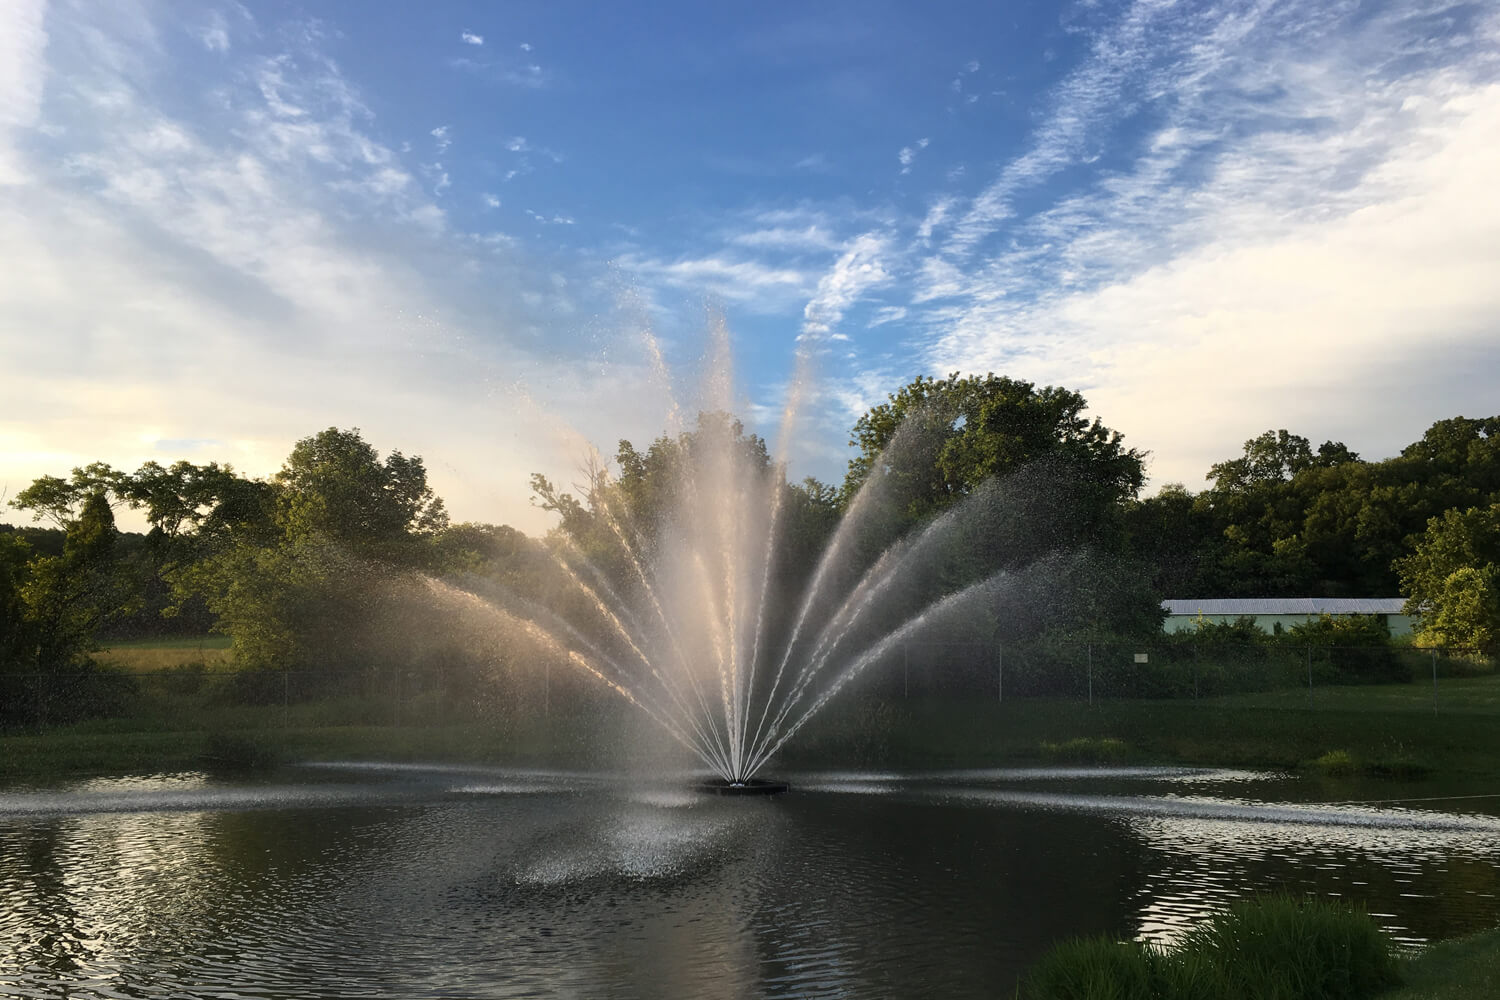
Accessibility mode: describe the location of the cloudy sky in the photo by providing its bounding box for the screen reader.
[2,0,1497,534]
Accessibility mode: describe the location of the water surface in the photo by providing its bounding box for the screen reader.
[3,764,1498,998]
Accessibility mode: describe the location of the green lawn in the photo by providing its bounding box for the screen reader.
[5,672,1500,783]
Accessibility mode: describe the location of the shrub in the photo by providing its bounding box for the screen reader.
[1313,750,1358,776]
[1178,895,1400,1000]
[1024,936,1160,1000]
[1022,895,1399,1000]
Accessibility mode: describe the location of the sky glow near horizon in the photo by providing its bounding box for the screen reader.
[1,0,1497,535]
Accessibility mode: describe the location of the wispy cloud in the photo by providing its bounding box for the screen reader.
[897,137,929,175]
[801,233,892,341]
[461,31,484,46]
[449,55,547,89]
[430,124,450,152]
[616,251,816,313]
[197,11,232,53]
[0,0,49,186]
[915,1,1500,487]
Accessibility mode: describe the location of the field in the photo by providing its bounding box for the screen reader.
[91,636,235,672]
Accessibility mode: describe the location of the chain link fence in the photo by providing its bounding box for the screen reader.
[871,640,1494,709]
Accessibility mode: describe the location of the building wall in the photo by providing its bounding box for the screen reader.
[1163,613,1416,637]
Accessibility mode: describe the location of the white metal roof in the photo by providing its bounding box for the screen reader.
[1161,598,1408,616]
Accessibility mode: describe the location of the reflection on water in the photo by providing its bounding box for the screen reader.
[1,765,1498,998]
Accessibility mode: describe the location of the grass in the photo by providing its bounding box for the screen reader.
[4,671,1500,783]
[1022,896,1400,1000]
[781,674,1500,783]
[93,636,234,672]
[1385,927,1500,999]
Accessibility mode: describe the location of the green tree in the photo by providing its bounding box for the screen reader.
[1395,504,1500,652]
[842,373,1146,518]
[275,427,448,559]
[9,462,127,528]
[0,533,33,671]
[19,492,134,668]
[173,428,452,670]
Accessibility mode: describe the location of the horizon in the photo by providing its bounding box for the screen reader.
[2,0,1497,535]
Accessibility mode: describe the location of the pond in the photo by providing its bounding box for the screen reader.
[2,764,1499,998]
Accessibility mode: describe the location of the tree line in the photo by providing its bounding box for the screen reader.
[3,374,1497,707]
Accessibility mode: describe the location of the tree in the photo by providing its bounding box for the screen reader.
[9,462,127,528]
[275,427,448,560]
[0,533,33,671]
[19,492,134,668]
[842,372,1146,521]
[175,428,452,670]
[1395,504,1500,652]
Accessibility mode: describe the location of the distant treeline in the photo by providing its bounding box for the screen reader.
[3,374,1497,724]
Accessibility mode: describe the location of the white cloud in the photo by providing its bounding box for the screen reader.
[430,124,450,152]
[928,64,1500,490]
[0,3,654,535]
[616,252,815,313]
[0,0,49,186]
[897,137,929,175]
[461,31,484,46]
[482,192,500,209]
[728,224,841,252]
[801,233,891,341]
[197,12,231,53]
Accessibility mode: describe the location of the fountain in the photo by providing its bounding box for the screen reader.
[427,320,1078,790]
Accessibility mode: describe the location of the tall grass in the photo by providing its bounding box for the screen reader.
[1022,896,1400,1000]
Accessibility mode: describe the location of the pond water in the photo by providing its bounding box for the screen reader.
[2,764,1499,998]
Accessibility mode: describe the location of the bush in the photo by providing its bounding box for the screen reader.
[0,662,139,728]
[1287,616,1407,685]
[1313,749,1358,776]
[1025,937,1160,1000]
[1041,737,1130,764]
[1022,895,1399,1000]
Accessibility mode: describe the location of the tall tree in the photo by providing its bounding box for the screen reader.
[842,372,1146,519]
[19,492,134,668]
[275,427,448,559]
[1395,504,1500,652]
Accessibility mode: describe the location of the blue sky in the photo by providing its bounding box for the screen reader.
[2,0,1498,533]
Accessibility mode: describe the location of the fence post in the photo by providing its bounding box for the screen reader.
[1193,646,1199,700]
[997,641,1003,704]
[1432,649,1438,716]
[903,644,909,700]
[1306,646,1312,703]
[1087,643,1093,706]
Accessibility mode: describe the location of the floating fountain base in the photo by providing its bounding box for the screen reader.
[695,779,789,797]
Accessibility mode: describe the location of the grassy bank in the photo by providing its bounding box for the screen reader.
[1018,896,1500,1000]
[1386,926,1500,999]
[783,674,1500,781]
[1022,896,1400,999]
[3,672,1500,782]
